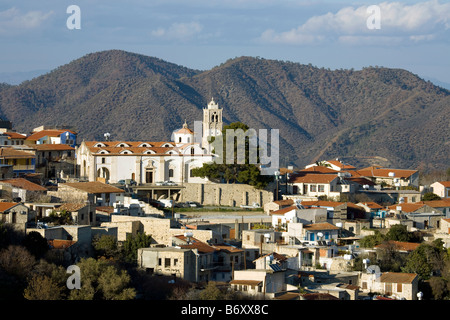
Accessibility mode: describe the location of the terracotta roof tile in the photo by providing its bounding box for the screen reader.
[0,148,35,158]
[0,202,19,212]
[31,144,74,151]
[270,205,297,215]
[379,272,417,284]
[60,181,124,194]
[289,173,338,184]
[56,203,87,212]
[357,166,417,179]
[26,130,76,141]
[303,222,340,231]
[436,181,450,187]
[0,178,47,191]
[375,241,420,252]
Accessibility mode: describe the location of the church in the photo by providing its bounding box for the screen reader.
[76,99,223,185]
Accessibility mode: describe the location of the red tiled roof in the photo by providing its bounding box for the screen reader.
[0,147,35,158]
[435,181,450,187]
[4,132,26,139]
[48,239,77,249]
[301,200,345,208]
[0,178,47,191]
[61,181,124,194]
[303,222,340,231]
[359,202,384,209]
[326,160,356,170]
[300,166,339,174]
[388,203,425,212]
[357,166,417,179]
[0,202,19,212]
[379,272,417,284]
[56,203,87,212]
[375,241,420,252]
[175,235,216,253]
[270,205,297,215]
[31,144,74,151]
[290,173,338,184]
[273,199,294,206]
[26,130,76,141]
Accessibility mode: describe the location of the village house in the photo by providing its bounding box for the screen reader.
[48,181,124,208]
[0,177,47,202]
[31,143,76,180]
[55,203,91,225]
[0,147,36,177]
[354,166,419,188]
[230,268,289,299]
[1,131,27,146]
[430,181,450,199]
[269,205,327,231]
[359,271,419,300]
[172,234,216,282]
[137,246,199,282]
[24,127,77,148]
[0,202,31,231]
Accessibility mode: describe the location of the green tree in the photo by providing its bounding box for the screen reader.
[402,242,446,280]
[199,282,223,300]
[68,258,136,300]
[24,274,64,300]
[422,192,441,201]
[192,122,273,189]
[386,224,411,242]
[122,232,152,265]
[22,231,49,259]
[359,230,386,248]
[92,234,118,259]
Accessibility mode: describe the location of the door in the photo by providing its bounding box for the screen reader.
[146,170,153,183]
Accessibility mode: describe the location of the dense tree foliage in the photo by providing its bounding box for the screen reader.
[192,122,273,189]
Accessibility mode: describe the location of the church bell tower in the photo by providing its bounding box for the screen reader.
[202,98,223,152]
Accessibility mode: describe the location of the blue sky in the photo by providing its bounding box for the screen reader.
[1,0,449,86]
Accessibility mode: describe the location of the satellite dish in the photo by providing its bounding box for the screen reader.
[184,232,193,238]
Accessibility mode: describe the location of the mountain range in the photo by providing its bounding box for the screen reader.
[0,49,448,171]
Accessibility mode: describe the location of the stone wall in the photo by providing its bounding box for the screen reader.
[180,182,273,207]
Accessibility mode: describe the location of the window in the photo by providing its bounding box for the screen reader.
[101,157,106,164]
[179,137,182,142]
[318,185,325,192]
[397,283,402,292]
[165,258,170,268]
[174,259,178,266]
[158,258,162,266]
[169,169,174,178]
[191,147,195,155]
[310,185,316,192]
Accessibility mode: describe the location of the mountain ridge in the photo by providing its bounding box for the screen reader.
[0,49,448,171]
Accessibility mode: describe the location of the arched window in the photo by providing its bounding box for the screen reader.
[191,147,195,155]
[169,169,174,178]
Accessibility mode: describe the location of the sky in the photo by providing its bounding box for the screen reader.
[1,0,449,86]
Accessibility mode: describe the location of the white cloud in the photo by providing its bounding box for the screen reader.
[151,22,203,41]
[258,0,450,45]
[0,7,54,34]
